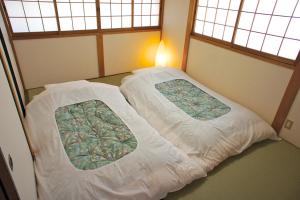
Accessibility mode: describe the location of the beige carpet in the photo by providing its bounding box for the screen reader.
[26,73,300,200]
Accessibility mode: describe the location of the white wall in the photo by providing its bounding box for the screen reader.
[14,36,99,89]
[13,31,161,89]
[162,0,190,68]
[280,89,300,147]
[103,31,160,75]
[0,60,37,200]
[187,39,293,124]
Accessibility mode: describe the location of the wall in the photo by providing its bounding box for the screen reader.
[14,36,99,89]
[0,60,37,199]
[280,89,300,147]
[103,31,160,75]
[162,0,190,68]
[186,39,293,124]
[13,31,161,89]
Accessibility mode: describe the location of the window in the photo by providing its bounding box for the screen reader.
[193,0,300,62]
[2,0,162,35]
[57,0,97,31]
[194,0,241,42]
[100,0,132,29]
[4,0,58,33]
[134,0,160,27]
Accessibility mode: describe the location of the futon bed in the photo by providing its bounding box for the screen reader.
[120,67,278,172]
[26,81,206,200]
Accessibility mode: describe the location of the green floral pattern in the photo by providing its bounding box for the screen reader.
[155,79,231,120]
[55,100,138,170]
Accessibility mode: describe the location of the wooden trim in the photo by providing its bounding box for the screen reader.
[53,0,61,32]
[11,27,161,40]
[0,148,20,200]
[232,0,245,43]
[0,50,35,158]
[190,34,295,69]
[181,0,198,71]
[0,1,26,91]
[96,33,105,77]
[159,0,165,40]
[272,51,300,133]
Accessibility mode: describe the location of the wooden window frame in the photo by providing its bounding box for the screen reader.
[0,0,165,40]
[190,0,298,68]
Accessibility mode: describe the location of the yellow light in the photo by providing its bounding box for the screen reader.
[155,40,168,67]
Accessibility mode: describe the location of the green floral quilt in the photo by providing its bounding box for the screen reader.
[155,79,231,120]
[55,100,137,170]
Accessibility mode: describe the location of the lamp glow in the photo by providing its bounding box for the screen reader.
[155,40,168,67]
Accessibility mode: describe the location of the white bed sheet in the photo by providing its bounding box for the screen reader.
[26,81,205,200]
[120,67,278,172]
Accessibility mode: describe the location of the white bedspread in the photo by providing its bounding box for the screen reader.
[121,67,278,172]
[26,81,205,200]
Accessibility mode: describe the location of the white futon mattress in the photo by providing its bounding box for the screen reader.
[26,81,205,200]
[121,67,277,172]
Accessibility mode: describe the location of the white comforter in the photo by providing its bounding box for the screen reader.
[26,81,205,200]
[121,67,278,172]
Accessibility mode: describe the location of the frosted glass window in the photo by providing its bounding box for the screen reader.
[238,12,254,30]
[43,18,58,31]
[58,0,97,31]
[251,14,270,33]
[122,4,131,15]
[234,29,249,46]
[261,35,282,55]
[122,16,131,27]
[242,0,259,12]
[59,18,73,31]
[274,0,298,16]
[219,0,230,9]
[194,20,204,34]
[196,7,206,21]
[101,17,111,29]
[5,0,58,33]
[267,16,290,37]
[151,15,159,26]
[40,3,56,17]
[226,11,238,26]
[4,1,25,17]
[23,2,41,17]
[215,9,227,25]
[73,17,85,30]
[134,0,161,27]
[142,16,150,26]
[10,18,28,33]
[194,0,241,42]
[205,8,216,23]
[213,24,224,40]
[85,17,97,29]
[112,17,122,28]
[134,16,141,27]
[223,26,234,42]
[247,32,264,50]
[203,22,213,36]
[71,3,84,17]
[286,18,300,40]
[256,0,276,14]
[278,39,300,60]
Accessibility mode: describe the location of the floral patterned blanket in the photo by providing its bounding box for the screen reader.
[55,100,138,170]
[155,79,231,120]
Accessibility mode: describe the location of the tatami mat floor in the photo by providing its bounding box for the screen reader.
[26,73,300,200]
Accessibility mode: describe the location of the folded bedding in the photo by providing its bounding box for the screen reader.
[26,81,206,200]
[120,67,278,172]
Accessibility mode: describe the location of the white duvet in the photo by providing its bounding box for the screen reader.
[121,67,278,172]
[26,81,206,200]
